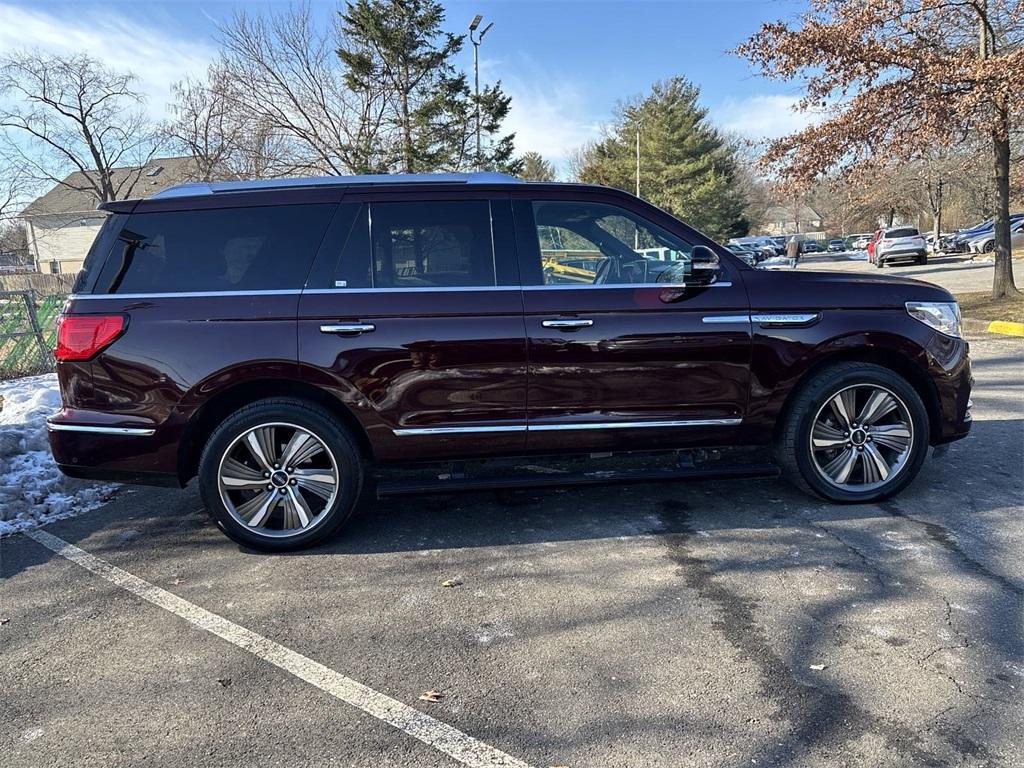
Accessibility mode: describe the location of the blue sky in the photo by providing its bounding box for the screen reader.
[0,0,810,169]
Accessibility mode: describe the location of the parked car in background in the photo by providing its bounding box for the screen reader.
[827,239,846,253]
[801,239,821,253]
[866,230,883,263]
[768,236,788,255]
[968,218,1024,254]
[875,226,928,267]
[729,236,776,261]
[851,234,872,250]
[725,243,759,266]
[49,172,972,550]
[949,215,1024,253]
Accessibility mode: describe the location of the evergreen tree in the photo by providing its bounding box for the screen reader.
[519,151,557,181]
[576,77,749,240]
[338,0,517,173]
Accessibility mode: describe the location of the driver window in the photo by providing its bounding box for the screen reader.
[531,200,693,286]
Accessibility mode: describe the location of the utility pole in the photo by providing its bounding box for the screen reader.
[469,15,493,171]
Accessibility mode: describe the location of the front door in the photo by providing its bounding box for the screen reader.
[298,194,527,462]
[513,192,752,453]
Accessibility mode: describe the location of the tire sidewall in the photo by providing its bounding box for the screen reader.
[791,369,929,503]
[198,401,362,551]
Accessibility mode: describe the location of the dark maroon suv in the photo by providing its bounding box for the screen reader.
[49,173,972,550]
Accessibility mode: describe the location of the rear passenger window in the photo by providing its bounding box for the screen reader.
[370,201,494,288]
[95,204,335,294]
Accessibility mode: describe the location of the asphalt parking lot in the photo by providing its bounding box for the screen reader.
[2,267,1022,767]
[796,250,998,295]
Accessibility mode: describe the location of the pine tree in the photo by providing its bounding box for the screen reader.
[338,0,517,173]
[519,151,557,181]
[576,77,749,241]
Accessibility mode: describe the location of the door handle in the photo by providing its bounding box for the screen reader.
[320,323,376,335]
[541,319,594,329]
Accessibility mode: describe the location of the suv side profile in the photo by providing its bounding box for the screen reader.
[49,173,972,551]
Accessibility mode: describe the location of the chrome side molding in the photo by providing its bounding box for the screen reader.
[47,422,156,436]
[393,418,742,436]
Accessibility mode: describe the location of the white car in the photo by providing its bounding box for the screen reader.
[968,220,1024,254]
[875,226,927,267]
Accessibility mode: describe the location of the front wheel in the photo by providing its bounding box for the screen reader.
[776,363,929,503]
[198,398,364,551]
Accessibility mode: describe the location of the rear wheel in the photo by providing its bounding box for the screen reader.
[776,363,929,503]
[198,398,363,551]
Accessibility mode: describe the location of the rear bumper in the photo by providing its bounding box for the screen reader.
[878,248,925,261]
[48,408,184,487]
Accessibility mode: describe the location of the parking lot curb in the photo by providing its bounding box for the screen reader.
[987,320,1024,337]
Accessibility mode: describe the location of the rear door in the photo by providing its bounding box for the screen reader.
[513,190,752,454]
[297,192,527,462]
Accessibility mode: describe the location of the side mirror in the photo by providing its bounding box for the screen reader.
[688,245,720,287]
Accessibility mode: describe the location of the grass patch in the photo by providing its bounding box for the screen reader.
[956,290,1024,324]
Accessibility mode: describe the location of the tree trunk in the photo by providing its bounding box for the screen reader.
[932,179,942,254]
[991,116,1018,299]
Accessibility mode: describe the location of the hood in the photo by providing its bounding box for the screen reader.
[741,268,953,311]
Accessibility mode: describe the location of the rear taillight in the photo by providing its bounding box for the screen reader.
[55,314,126,361]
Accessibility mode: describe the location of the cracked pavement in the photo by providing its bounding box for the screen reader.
[1,328,1021,767]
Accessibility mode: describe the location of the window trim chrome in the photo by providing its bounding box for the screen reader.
[47,422,156,436]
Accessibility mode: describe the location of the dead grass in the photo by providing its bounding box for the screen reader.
[956,290,1024,324]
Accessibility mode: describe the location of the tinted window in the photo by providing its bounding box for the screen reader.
[530,200,692,286]
[73,213,127,294]
[95,204,335,294]
[886,227,919,238]
[370,200,494,288]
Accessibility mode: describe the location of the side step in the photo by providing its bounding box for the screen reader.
[376,462,780,498]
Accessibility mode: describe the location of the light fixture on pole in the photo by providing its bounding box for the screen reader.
[469,14,494,170]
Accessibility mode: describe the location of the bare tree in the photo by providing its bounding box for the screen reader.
[166,64,292,181]
[214,3,377,175]
[0,50,162,203]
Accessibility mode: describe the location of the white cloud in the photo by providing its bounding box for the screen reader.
[478,54,602,176]
[0,2,215,119]
[711,94,823,142]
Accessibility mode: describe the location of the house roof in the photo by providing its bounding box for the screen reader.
[763,204,822,223]
[19,156,200,217]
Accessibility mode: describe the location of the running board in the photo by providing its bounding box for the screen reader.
[375,462,780,498]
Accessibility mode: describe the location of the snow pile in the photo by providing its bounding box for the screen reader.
[757,256,798,270]
[846,250,869,260]
[0,374,116,536]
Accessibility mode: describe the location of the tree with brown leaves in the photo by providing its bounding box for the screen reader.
[738,0,1023,299]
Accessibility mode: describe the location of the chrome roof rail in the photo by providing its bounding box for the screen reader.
[150,172,522,199]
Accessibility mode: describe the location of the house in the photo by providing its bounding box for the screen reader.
[760,203,823,236]
[19,157,199,275]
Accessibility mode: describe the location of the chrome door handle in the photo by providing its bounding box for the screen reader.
[541,319,593,329]
[320,323,376,335]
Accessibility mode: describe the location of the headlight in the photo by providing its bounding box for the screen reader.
[906,301,962,338]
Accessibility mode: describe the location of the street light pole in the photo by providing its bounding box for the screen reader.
[469,15,493,170]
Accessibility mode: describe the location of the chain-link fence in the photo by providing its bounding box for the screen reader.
[1,290,66,380]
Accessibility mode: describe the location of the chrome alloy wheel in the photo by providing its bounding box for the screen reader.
[217,422,339,538]
[809,385,914,492]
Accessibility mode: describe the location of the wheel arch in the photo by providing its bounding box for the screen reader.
[177,378,375,486]
[772,344,942,445]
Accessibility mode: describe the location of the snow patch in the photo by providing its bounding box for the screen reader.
[0,374,117,537]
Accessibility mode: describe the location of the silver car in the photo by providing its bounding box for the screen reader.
[875,226,927,267]
[968,219,1024,254]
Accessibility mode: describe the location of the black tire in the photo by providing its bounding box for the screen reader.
[198,398,364,551]
[774,362,930,503]
[983,240,995,253]
[875,257,884,268]
[917,253,928,265]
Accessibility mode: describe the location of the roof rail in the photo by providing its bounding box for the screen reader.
[150,172,521,199]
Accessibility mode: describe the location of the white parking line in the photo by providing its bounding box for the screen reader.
[25,528,533,768]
